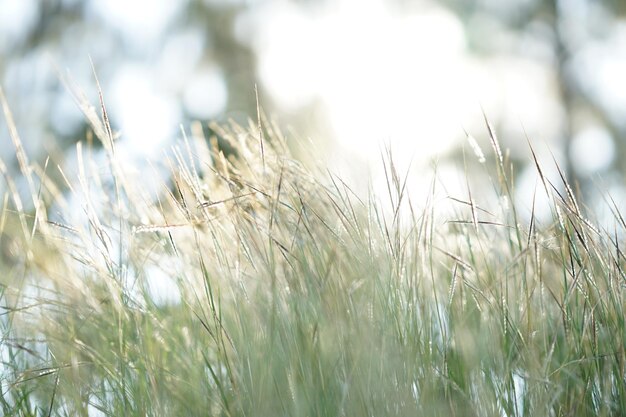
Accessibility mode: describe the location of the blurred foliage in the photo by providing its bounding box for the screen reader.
[1,0,626,206]
[0,0,260,152]
[442,0,626,193]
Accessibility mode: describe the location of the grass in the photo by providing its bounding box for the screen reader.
[1,86,626,416]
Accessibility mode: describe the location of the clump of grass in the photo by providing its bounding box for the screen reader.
[1,86,625,416]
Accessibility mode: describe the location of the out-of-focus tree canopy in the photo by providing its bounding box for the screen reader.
[0,1,259,155]
[442,0,626,198]
[1,0,625,221]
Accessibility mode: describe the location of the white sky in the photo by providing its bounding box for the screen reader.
[247,0,564,169]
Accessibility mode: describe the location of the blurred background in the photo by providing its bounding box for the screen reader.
[1,0,626,224]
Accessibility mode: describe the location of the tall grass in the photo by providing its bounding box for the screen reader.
[1,87,625,416]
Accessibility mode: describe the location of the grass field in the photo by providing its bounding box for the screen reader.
[1,90,626,416]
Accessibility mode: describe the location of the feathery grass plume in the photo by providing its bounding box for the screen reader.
[466,134,486,164]
[0,95,625,416]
